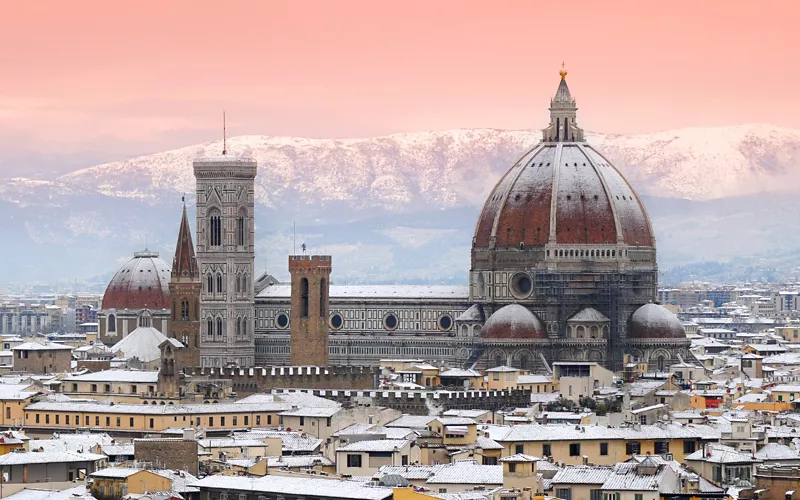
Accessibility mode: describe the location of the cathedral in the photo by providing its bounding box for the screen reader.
[98,69,690,372]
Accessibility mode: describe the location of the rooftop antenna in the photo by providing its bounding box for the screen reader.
[222,110,227,156]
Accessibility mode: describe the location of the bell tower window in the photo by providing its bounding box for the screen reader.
[236,211,246,247]
[209,211,222,247]
[181,300,189,321]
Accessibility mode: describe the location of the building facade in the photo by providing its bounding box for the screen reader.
[194,154,257,367]
[252,69,690,371]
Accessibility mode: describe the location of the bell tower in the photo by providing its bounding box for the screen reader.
[289,255,331,366]
[194,147,258,368]
[168,203,201,367]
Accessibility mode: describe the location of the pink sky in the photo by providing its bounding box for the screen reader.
[1,0,798,155]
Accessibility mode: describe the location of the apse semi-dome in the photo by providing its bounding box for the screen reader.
[473,70,654,250]
[102,250,172,310]
[628,303,686,339]
[482,304,547,339]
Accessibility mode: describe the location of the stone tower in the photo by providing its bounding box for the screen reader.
[289,255,331,366]
[194,153,257,367]
[168,203,201,367]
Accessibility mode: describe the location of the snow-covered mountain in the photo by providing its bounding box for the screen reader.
[54,124,800,206]
[2,123,800,284]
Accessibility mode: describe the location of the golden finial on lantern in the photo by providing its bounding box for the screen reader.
[559,61,568,80]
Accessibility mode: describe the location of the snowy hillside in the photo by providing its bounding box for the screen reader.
[1,123,800,284]
[56,124,800,205]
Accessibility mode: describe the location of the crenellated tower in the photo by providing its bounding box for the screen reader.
[289,255,332,366]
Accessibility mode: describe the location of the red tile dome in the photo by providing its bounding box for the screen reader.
[473,143,654,248]
[101,250,172,310]
[482,304,547,340]
[628,303,686,339]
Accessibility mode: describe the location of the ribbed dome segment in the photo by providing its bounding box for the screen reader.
[473,143,654,248]
[628,304,686,339]
[102,250,171,310]
[482,304,547,339]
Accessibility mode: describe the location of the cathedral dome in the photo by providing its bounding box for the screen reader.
[482,304,547,339]
[102,250,172,310]
[628,304,686,340]
[473,71,654,250]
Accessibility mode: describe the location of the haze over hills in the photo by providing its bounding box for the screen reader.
[1,123,799,286]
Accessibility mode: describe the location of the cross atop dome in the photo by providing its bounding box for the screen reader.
[542,64,584,142]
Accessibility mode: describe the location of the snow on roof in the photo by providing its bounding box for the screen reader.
[568,308,609,323]
[279,406,339,417]
[197,438,266,449]
[337,439,408,453]
[64,370,159,383]
[231,430,322,453]
[552,465,614,484]
[442,409,490,418]
[152,469,200,493]
[685,444,761,464]
[424,463,503,485]
[267,455,333,468]
[90,467,147,478]
[600,462,670,491]
[3,486,94,500]
[385,415,437,428]
[190,474,393,500]
[455,304,485,322]
[29,433,114,453]
[237,391,340,408]
[110,326,167,363]
[435,417,476,426]
[485,365,519,372]
[499,453,539,462]
[0,384,39,400]
[0,451,106,466]
[439,368,482,378]
[101,444,134,456]
[517,375,552,385]
[754,443,800,461]
[375,464,449,480]
[12,342,72,351]
[258,284,468,300]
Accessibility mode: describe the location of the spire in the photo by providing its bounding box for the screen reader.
[541,64,584,143]
[171,203,199,279]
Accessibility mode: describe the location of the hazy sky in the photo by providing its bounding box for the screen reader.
[2,0,798,158]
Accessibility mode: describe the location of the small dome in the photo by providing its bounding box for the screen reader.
[628,304,686,339]
[102,250,171,310]
[483,304,547,340]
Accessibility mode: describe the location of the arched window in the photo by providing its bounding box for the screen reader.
[181,300,189,321]
[590,325,599,339]
[236,318,241,336]
[519,355,529,370]
[207,318,213,336]
[319,278,327,318]
[217,274,223,294]
[207,275,213,294]
[216,317,223,337]
[242,317,247,336]
[209,211,222,247]
[300,278,309,317]
[107,314,116,333]
[236,211,245,247]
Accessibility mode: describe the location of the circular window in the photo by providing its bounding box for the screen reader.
[329,313,343,330]
[510,272,533,298]
[275,312,289,329]
[438,314,453,331]
[384,313,398,331]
